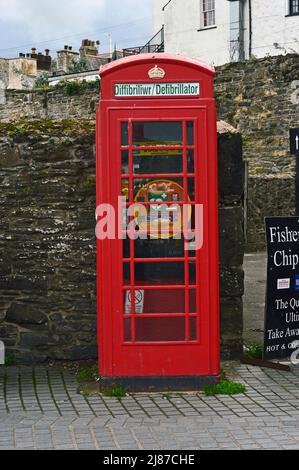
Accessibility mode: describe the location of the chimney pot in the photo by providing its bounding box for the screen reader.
[64,45,68,50]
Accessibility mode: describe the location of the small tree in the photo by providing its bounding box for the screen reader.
[69,58,89,73]
[34,73,49,89]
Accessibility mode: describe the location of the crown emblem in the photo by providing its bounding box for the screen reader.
[148,65,166,79]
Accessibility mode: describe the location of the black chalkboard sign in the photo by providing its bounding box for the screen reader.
[290,128,299,156]
[264,217,299,360]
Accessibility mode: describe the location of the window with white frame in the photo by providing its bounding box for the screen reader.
[201,0,216,27]
[290,0,299,15]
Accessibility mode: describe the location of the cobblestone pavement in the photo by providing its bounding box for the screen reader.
[1,364,299,449]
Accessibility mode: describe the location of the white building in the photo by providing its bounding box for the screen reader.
[153,0,299,66]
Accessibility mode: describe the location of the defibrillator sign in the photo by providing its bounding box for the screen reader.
[115,83,200,98]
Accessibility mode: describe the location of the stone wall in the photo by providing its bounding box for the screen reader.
[247,175,295,251]
[0,121,97,363]
[0,86,98,123]
[215,54,299,174]
[0,119,244,363]
[215,54,299,251]
[218,125,244,358]
[0,54,297,251]
[0,60,8,89]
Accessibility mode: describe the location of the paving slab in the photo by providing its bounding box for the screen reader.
[0,362,299,449]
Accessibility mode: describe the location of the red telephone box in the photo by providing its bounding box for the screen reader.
[96,53,220,390]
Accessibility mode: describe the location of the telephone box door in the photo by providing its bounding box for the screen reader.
[99,106,219,380]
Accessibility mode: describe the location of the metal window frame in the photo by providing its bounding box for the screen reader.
[201,0,216,28]
[121,118,198,345]
[290,0,299,15]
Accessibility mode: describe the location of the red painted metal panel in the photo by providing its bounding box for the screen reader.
[96,54,219,380]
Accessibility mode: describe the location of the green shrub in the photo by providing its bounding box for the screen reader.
[59,78,100,96]
[76,364,98,383]
[34,74,49,89]
[244,343,263,359]
[204,380,246,396]
[103,386,127,398]
[64,81,83,96]
[68,58,89,73]
[0,355,15,366]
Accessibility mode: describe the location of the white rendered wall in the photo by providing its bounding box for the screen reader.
[153,0,232,66]
[153,0,166,33]
[248,0,299,58]
[152,0,299,65]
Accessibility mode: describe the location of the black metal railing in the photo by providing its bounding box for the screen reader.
[122,26,164,58]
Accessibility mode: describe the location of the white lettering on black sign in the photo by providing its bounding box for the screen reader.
[264,217,299,360]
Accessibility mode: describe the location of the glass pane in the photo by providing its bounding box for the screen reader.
[187,150,194,174]
[189,262,196,285]
[135,261,185,285]
[142,289,185,314]
[121,179,129,201]
[123,239,130,258]
[184,238,196,257]
[132,179,187,237]
[182,205,200,238]
[133,122,182,146]
[124,289,145,314]
[133,179,194,203]
[187,122,194,146]
[124,238,185,259]
[123,289,196,315]
[136,317,185,342]
[183,205,203,249]
[122,151,129,174]
[189,317,197,341]
[123,239,197,263]
[123,263,130,286]
[188,178,195,201]
[133,150,183,174]
[134,178,185,202]
[124,318,131,342]
[123,224,196,250]
[121,122,128,146]
[189,289,197,313]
